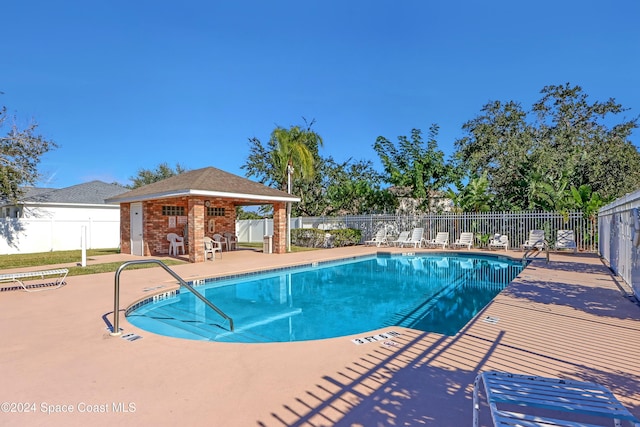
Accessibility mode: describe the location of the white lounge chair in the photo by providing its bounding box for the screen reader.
[167,233,185,256]
[389,231,411,247]
[425,232,449,249]
[488,234,509,251]
[204,236,222,260]
[473,371,640,427]
[365,228,388,247]
[400,227,424,248]
[555,229,577,253]
[452,232,474,250]
[521,229,546,251]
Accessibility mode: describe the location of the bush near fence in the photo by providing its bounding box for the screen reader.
[291,228,362,248]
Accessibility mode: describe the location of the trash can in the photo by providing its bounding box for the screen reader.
[263,235,273,254]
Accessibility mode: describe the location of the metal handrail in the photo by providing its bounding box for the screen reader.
[522,240,550,263]
[110,259,234,336]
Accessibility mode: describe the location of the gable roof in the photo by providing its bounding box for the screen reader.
[1,181,128,206]
[105,166,300,204]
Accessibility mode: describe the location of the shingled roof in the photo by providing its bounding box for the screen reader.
[105,166,300,204]
[2,181,127,206]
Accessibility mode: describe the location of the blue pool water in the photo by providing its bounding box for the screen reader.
[127,254,524,343]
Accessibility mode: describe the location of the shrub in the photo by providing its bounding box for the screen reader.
[291,228,362,248]
[291,228,326,248]
[328,228,362,247]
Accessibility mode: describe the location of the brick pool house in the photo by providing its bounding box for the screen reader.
[106,167,300,262]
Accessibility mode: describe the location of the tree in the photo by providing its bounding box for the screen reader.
[458,172,493,212]
[454,83,640,211]
[0,105,57,201]
[373,125,455,213]
[128,162,187,189]
[321,157,396,215]
[244,120,323,193]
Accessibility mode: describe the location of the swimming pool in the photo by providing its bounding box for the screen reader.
[127,254,524,343]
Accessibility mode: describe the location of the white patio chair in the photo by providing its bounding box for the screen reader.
[212,233,228,252]
[204,236,222,260]
[555,229,577,253]
[400,228,424,248]
[425,232,449,249]
[364,228,388,247]
[167,233,185,256]
[224,232,238,251]
[488,234,509,251]
[452,232,474,250]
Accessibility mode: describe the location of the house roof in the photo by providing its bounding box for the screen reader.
[1,181,128,206]
[105,166,300,204]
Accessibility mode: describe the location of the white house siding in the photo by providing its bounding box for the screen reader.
[0,204,120,255]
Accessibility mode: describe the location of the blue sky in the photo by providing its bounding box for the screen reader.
[3,1,639,189]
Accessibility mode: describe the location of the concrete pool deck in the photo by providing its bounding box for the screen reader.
[1,246,639,426]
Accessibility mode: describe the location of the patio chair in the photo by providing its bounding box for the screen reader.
[204,236,222,260]
[365,228,388,247]
[400,227,424,248]
[167,233,185,256]
[212,233,228,252]
[389,231,411,247]
[473,371,640,427]
[521,229,546,251]
[554,229,577,253]
[224,232,238,251]
[425,232,449,249]
[452,232,474,250]
[488,234,509,251]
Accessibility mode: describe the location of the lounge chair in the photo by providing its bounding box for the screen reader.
[167,233,185,256]
[389,231,411,247]
[488,234,509,251]
[425,232,449,249]
[204,236,222,260]
[521,229,546,251]
[554,229,577,253]
[400,227,424,248]
[473,371,640,427]
[452,232,474,250]
[365,228,388,247]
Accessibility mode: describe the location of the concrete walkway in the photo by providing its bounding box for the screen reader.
[1,247,639,426]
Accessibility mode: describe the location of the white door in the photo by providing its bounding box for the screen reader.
[130,202,144,256]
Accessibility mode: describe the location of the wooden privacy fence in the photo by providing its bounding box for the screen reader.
[237,211,599,252]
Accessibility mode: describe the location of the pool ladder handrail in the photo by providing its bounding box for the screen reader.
[110,259,234,336]
[522,239,550,263]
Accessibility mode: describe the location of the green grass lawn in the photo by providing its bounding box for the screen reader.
[0,248,186,276]
[0,243,317,277]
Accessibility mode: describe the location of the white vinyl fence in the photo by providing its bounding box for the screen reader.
[0,218,120,255]
[599,189,640,297]
[237,211,598,252]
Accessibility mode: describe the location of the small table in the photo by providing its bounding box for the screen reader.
[473,371,640,427]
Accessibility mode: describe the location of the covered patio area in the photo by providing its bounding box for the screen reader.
[106,166,299,262]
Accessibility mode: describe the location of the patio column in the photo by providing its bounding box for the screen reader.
[272,202,287,254]
[188,199,206,263]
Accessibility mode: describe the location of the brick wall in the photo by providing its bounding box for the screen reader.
[117,196,288,260]
[273,202,286,254]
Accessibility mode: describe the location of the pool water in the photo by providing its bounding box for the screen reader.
[127,254,523,343]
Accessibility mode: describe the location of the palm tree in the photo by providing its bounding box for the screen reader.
[268,123,323,250]
[269,124,323,193]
